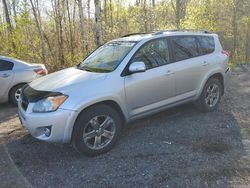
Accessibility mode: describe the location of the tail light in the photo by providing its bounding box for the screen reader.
[222,50,229,57]
[34,68,48,75]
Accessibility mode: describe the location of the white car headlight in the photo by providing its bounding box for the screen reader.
[33,95,68,113]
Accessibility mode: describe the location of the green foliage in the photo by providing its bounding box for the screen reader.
[182,3,218,31]
[0,0,250,72]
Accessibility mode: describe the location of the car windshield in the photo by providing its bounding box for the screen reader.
[78,41,137,73]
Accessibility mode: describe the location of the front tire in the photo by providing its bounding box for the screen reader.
[195,78,222,112]
[72,104,122,156]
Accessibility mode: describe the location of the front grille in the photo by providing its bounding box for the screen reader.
[21,100,28,111]
[20,93,29,111]
[19,84,57,111]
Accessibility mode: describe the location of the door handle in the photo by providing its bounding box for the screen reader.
[165,70,174,76]
[202,61,209,66]
[0,73,10,78]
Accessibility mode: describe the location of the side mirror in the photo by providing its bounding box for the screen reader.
[129,62,146,74]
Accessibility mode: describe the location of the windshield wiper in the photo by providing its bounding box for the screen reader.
[83,67,94,72]
[79,66,111,73]
[78,66,94,72]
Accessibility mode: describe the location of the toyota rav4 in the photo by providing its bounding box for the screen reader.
[18,30,230,156]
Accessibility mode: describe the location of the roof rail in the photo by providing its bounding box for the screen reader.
[153,29,211,35]
[122,29,211,38]
[181,29,211,33]
[152,30,178,35]
[122,32,149,37]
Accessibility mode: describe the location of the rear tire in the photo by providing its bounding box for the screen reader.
[72,104,122,156]
[195,78,222,112]
[9,84,25,106]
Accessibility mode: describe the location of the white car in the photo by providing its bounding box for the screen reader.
[0,56,47,105]
[18,30,230,156]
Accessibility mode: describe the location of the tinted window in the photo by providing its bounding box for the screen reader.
[0,60,14,71]
[197,36,215,55]
[171,36,199,62]
[131,39,170,69]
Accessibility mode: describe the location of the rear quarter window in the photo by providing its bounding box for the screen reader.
[197,36,215,55]
[0,60,14,71]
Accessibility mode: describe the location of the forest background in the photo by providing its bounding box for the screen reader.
[0,0,249,72]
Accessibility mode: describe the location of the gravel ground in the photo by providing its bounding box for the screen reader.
[0,65,250,188]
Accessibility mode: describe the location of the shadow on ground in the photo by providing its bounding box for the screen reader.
[6,104,246,187]
[0,103,17,122]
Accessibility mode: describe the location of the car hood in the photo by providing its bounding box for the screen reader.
[29,67,108,93]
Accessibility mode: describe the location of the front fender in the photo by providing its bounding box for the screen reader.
[62,94,128,143]
[73,95,128,120]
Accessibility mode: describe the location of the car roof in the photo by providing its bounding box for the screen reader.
[0,55,30,65]
[112,30,216,43]
[0,55,32,69]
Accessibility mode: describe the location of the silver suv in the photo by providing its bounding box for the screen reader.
[18,30,230,156]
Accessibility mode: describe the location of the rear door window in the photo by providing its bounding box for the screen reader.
[0,60,14,71]
[197,36,215,55]
[171,36,199,62]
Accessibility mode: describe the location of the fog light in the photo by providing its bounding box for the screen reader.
[44,126,51,137]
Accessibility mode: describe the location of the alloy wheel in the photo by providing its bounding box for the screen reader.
[15,88,22,102]
[83,115,116,150]
[205,83,220,107]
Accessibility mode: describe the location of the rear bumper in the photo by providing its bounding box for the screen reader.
[18,101,77,143]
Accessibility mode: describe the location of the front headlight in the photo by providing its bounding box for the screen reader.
[33,95,68,113]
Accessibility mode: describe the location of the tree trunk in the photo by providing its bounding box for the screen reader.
[3,0,17,51]
[72,0,77,41]
[171,0,181,30]
[87,0,91,21]
[77,0,88,53]
[87,0,91,49]
[30,0,47,65]
[109,0,113,29]
[52,0,65,66]
[176,0,181,29]
[94,0,102,46]
[151,0,156,30]
[2,0,12,34]
[104,0,107,23]
[12,0,17,21]
[152,0,155,8]
[232,4,237,59]
[58,1,65,66]
[143,0,148,32]
[66,0,74,60]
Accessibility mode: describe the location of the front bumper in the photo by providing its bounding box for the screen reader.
[18,101,77,143]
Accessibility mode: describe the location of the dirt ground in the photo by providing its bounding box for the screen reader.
[0,65,250,188]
